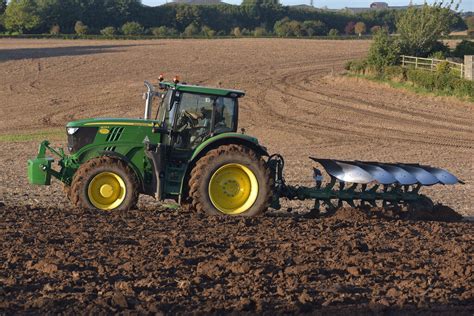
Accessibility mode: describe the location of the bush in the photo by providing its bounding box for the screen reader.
[406,68,474,98]
[241,28,251,36]
[253,27,266,37]
[366,29,400,72]
[370,25,381,34]
[232,27,241,37]
[328,28,339,36]
[200,25,215,38]
[452,40,474,58]
[428,51,446,60]
[151,26,178,37]
[121,22,143,35]
[74,21,88,35]
[345,21,355,35]
[183,23,199,37]
[302,20,327,36]
[406,69,436,91]
[50,24,60,35]
[427,41,450,58]
[345,59,368,74]
[274,18,303,37]
[100,26,116,37]
[383,66,406,81]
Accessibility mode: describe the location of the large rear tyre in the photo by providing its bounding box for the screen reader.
[70,157,139,211]
[188,144,272,216]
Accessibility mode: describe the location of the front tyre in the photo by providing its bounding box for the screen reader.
[70,157,139,211]
[188,144,272,216]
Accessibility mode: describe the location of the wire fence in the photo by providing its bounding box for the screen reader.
[401,55,464,79]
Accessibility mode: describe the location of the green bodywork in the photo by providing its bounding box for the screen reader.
[27,82,264,202]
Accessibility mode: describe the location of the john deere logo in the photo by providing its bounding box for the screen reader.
[99,128,110,135]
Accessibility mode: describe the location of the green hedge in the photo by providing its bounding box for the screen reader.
[406,68,474,98]
[347,64,474,101]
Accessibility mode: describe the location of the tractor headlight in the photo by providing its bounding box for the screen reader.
[67,127,79,135]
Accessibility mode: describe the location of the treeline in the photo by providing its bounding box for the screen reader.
[0,0,467,37]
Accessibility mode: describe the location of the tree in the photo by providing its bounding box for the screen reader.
[4,0,41,33]
[201,25,215,37]
[370,25,381,34]
[366,29,400,71]
[328,28,339,36]
[151,26,178,37]
[344,21,355,35]
[397,3,457,56]
[175,5,201,31]
[0,0,6,15]
[354,21,366,36]
[50,24,60,34]
[101,26,117,36]
[232,27,242,37]
[274,18,303,37]
[253,26,266,36]
[121,21,143,35]
[183,23,199,37]
[302,20,327,36]
[466,16,474,30]
[452,40,474,58]
[74,21,88,35]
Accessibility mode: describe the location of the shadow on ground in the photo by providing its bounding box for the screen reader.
[0,44,158,62]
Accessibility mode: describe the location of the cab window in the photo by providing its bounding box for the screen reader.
[174,93,237,149]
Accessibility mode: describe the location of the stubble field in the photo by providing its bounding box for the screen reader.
[0,38,473,313]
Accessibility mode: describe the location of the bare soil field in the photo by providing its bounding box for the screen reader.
[0,38,473,313]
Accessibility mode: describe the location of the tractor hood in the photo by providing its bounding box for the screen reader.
[67,118,155,128]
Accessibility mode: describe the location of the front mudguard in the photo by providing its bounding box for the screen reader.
[27,140,77,186]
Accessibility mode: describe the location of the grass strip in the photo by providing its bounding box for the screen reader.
[0,128,64,142]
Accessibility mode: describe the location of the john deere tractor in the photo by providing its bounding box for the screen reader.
[28,77,462,216]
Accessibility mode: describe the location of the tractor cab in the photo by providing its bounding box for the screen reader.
[146,78,245,152]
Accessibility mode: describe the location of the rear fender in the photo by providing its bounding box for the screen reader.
[178,133,269,203]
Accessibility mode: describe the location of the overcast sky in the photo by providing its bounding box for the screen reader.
[142,0,473,11]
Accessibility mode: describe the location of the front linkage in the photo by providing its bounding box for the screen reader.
[28,141,79,186]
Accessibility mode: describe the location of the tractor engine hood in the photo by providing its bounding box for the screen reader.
[66,118,155,128]
[65,118,156,154]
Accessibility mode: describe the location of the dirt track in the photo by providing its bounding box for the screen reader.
[1,39,473,313]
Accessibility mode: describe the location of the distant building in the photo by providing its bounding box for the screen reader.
[340,2,422,14]
[173,0,221,4]
[370,2,389,9]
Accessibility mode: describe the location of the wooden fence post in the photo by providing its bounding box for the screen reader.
[464,56,473,81]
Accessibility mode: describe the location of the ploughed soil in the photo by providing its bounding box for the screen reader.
[0,39,473,313]
[1,204,473,314]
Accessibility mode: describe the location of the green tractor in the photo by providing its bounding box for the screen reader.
[28,77,462,216]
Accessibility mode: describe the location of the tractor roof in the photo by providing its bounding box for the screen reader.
[160,82,245,98]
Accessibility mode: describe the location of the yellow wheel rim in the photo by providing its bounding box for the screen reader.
[208,163,259,215]
[87,172,126,210]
